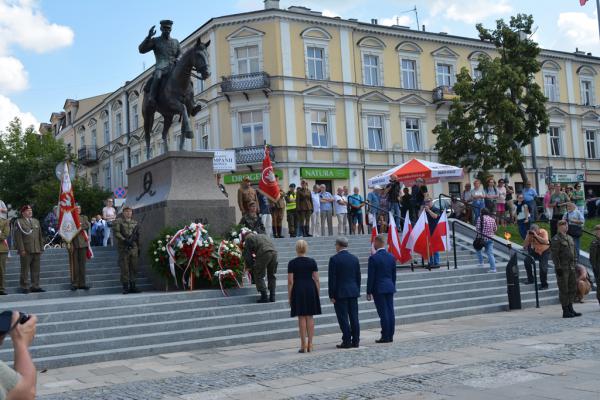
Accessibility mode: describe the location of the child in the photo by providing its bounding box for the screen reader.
[588,224,600,306]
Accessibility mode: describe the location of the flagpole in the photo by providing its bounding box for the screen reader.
[597,0,600,40]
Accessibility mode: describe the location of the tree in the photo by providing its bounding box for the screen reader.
[0,118,110,219]
[433,14,549,184]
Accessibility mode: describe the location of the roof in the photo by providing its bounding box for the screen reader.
[74,93,111,117]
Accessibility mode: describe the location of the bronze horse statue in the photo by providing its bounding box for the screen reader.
[142,39,210,158]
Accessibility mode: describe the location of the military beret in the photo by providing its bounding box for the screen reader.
[20,205,32,213]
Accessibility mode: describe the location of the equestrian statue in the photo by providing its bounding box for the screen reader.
[139,20,210,157]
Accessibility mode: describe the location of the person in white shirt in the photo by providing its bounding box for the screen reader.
[102,198,117,247]
[310,185,321,237]
[334,187,348,235]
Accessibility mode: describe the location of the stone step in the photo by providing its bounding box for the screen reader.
[0,283,155,301]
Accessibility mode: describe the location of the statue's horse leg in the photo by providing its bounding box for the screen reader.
[178,103,193,151]
[162,114,173,154]
[142,97,155,160]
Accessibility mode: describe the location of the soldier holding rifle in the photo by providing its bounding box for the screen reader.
[114,205,142,294]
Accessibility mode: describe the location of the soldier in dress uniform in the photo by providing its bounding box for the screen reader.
[242,232,278,303]
[71,204,90,291]
[237,176,258,215]
[551,220,581,318]
[14,205,44,294]
[114,205,141,294]
[270,186,286,238]
[238,201,265,234]
[588,224,600,307]
[0,202,9,295]
[296,179,313,237]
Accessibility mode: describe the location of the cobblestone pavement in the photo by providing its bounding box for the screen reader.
[37,302,600,400]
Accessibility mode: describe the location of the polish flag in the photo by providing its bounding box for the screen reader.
[407,210,430,259]
[580,0,588,6]
[257,145,280,201]
[57,162,81,244]
[82,231,94,259]
[431,211,449,253]
[370,225,378,255]
[387,212,403,262]
[399,211,413,264]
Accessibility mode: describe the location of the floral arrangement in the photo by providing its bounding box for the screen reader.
[212,240,244,292]
[149,227,179,283]
[166,222,214,289]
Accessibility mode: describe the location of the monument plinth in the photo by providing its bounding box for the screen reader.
[126,151,236,288]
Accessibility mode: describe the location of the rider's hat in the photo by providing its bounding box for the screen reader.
[160,20,174,27]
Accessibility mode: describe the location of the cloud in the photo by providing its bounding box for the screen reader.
[557,12,600,53]
[0,94,38,132]
[0,56,28,94]
[430,0,512,24]
[379,15,412,27]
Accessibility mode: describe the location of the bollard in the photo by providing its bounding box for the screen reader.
[506,253,521,310]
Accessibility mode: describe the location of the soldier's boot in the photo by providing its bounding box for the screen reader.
[272,227,277,238]
[277,227,283,238]
[122,283,129,295]
[257,291,269,303]
[568,304,582,317]
[129,281,141,294]
[562,306,574,318]
[269,290,276,302]
[305,226,312,237]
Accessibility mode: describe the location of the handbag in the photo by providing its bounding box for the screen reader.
[473,215,486,250]
[566,214,583,238]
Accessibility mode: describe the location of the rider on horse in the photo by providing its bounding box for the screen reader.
[138,20,181,107]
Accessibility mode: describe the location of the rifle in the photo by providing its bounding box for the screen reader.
[124,214,145,253]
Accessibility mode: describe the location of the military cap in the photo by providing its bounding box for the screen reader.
[242,176,250,182]
[20,205,32,213]
[160,20,174,27]
[122,205,132,211]
[289,183,296,188]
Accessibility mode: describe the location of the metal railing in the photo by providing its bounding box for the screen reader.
[432,85,457,103]
[220,71,270,92]
[450,218,540,308]
[77,146,98,165]
[232,145,275,164]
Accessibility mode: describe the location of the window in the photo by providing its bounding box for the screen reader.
[115,159,123,187]
[239,110,263,147]
[194,77,204,95]
[586,129,597,159]
[131,104,139,130]
[307,46,325,80]
[406,118,421,152]
[91,128,97,147]
[311,110,328,147]
[195,121,209,150]
[581,79,593,106]
[544,74,559,102]
[401,59,417,89]
[103,165,111,189]
[436,64,452,86]
[363,54,380,86]
[132,152,140,167]
[235,45,259,74]
[79,132,85,149]
[472,64,483,80]
[103,120,110,144]
[115,113,123,136]
[367,115,383,150]
[548,126,561,156]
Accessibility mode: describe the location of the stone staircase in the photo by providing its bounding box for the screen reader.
[0,233,562,370]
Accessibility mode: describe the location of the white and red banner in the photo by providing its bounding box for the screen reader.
[370,225,378,255]
[387,212,403,262]
[57,162,81,244]
[258,145,280,201]
[406,211,430,260]
[431,211,450,253]
[399,211,413,264]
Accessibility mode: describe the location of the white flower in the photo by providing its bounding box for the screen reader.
[231,231,237,237]
[161,247,166,251]
[178,242,184,249]
[209,238,213,244]
[153,251,157,255]
[233,238,240,245]
[166,235,171,239]
[189,222,197,230]
[187,238,194,245]
[154,258,159,262]
[157,240,162,244]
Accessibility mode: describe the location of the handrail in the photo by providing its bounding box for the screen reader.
[450,218,540,308]
[363,200,406,225]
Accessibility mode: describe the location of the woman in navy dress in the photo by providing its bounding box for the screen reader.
[288,240,322,353]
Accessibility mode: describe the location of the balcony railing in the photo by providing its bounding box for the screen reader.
[432,85,458,103]
[78,146,98,165]
[220,72,270,92]
[234,145,275,165]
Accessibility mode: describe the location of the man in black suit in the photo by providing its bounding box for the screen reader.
[367,234,397,343]
[328,237,361,348]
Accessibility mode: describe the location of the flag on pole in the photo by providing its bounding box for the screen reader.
[82,231,94,259]
[430,211,449,253]
[257,145,280,201]
[399,211,413,264]
[370,225,378,255]
[580,0,588,6]
[387,211,403,261]
[406,211,430,259]
[57,162,81,243]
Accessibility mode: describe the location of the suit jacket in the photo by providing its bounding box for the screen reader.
[72,215,90,249]
[14,217,43,254]
[367,248,397,295]
[328,250,361,300]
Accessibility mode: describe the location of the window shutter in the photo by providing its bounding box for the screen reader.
[324,46,330,80]
[400,59,405,89]
[555,76,561,102]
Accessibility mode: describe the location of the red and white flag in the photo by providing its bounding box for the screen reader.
[370,225,378,255]
[431,211,450,253]
[406,210,430,259]
[257,145,280,201]
[57,162,81,244]
[580,0,588,6]
[387,211,403,262]
[399,211,413,264]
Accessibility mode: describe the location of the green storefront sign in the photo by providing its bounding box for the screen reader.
[300,167,350,180]
[223,170,283,184]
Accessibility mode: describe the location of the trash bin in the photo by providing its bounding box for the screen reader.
[506,253,521,310]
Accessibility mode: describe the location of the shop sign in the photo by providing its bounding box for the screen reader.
[300,167,350,180]
[223,169,283,184]
[551,172,585,183]
[212,150,236,172]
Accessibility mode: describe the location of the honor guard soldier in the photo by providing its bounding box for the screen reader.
[114,205,141,294]
[237,176,258,216]
[551,220,581,318]
[296,179,314,237]
[0,202,9,295]
[242,232,278,303]
[285,183,298,237]
[71,204,90,291]
[238,201,265,234]
[14,205,44,294]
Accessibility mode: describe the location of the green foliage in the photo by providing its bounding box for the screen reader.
[0,118,110,219]
[148,226,179,283]
[433,14,549,183]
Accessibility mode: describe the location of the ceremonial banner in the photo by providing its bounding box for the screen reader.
[57,162,81,243]
[387,212,403,262]
[258,145,280,201]
[399,211,413,264]
[370,225,378,255]
[431,211,450,253]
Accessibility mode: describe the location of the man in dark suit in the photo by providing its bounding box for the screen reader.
[367,234,397,343]
[328,237,361,348]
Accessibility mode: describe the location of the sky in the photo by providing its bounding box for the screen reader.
[1,0,600,131]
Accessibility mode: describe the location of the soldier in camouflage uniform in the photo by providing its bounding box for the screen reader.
[71,204,91,291]
[551,220,581,318]
[588,224,600,307]
[242,232,278,303]
[114,205,141,294]
[238,201,265,234]
[14,205,44,294]
[0,203,10,295]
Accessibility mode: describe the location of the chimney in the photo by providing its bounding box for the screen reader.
[371,18,378,25]
[264,0,279,10]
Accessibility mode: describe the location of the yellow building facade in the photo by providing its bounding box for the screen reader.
[47,1,600,218]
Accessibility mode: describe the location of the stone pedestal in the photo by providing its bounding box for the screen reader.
[126,151,236,288]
